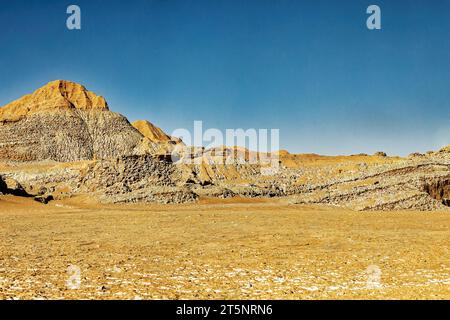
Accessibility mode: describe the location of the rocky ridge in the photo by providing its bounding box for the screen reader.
[2,80,450,210]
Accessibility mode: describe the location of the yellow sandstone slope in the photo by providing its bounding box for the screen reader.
[0,80,108,122]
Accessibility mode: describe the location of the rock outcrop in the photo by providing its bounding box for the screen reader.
[0,155,198,204]
[132,120,176,144]
[132,119,184,156]
[290,158,450,211]
[77,155,198,204]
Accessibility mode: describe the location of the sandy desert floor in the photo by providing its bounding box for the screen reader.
[0,196,449,300]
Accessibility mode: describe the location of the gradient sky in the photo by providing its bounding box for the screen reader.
[1,0,450,155]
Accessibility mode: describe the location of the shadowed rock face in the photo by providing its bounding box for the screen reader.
[0,175,31,197]
[0,176,6,194]
[0,80,144,162]
[423,178,450,206]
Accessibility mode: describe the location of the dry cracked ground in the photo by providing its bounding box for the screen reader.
[0,196,449,300]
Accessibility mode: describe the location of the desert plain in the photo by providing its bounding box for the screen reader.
[1,195,449,300]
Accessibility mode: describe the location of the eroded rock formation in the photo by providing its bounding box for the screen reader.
[2,80,450,209]
[0,80,144,162]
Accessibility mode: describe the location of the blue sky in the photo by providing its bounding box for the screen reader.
[1,0,450,155]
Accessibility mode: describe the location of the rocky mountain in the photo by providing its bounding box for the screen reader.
[0,80,199,204]
[2,80,450,210]
[0,80,145,162]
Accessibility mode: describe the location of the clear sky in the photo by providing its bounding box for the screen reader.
[1,0,450,156]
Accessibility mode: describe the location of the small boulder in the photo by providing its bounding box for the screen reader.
[438,145,450,153]
[36,186,48,196]
[408,152,425,158]
[220,188,236,199]
[374,151,387,157]
[34,194,54,204]
[352,153,369,157]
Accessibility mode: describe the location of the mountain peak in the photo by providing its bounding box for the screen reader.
[132,120,172,143]
[0,80,109,122]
